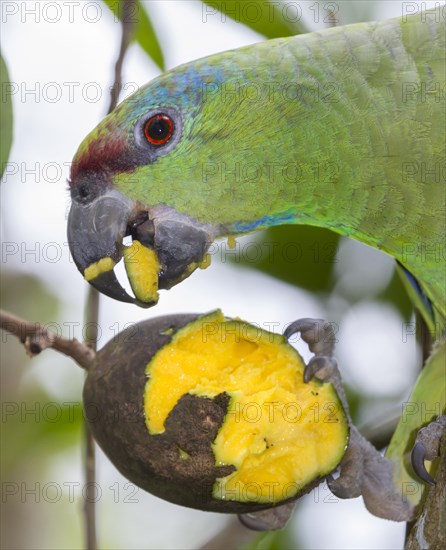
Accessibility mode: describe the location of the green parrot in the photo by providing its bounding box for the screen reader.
[67,8,445,522]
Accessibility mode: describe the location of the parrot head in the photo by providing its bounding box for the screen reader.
[67,63,227,307]
[67,44,308,306]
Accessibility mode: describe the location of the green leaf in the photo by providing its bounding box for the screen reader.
[377,266,413,323]
[203,0,308,38]
[103,0,164,70]
[2,390,83,474]
[231,225,340,292]
[0,271,60,322]
[0,55,13,180]
[234,225,412,323]
[1,273,80,473]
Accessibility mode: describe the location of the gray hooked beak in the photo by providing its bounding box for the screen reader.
[67,189,214,307]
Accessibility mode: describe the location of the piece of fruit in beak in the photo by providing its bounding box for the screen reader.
[123,240,161,304]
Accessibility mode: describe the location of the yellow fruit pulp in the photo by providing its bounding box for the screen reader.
[144,310,348,505]
[84,257,116,281]
[123,240,160,303]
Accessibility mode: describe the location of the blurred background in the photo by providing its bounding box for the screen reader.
[1,1,439,548]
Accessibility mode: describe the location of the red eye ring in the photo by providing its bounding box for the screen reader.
[143,114,174,146]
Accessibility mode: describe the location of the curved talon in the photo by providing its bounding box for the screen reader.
[411,441,435,485]
[304,355,337,383]
[284,318,336,357]
[284,318,324,340]
[238,513,269,531]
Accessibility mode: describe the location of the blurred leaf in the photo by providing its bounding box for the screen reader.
[377,267,413,322]
[1,273,77,469]
[235,225,413,325]
[1,271,60,323]
[343,385,363,424]
[0,55,13,180]
[1,272,61,394]
[203,0,308,38]
[2,389,83,474]
[231,225,340,292]
[103,0,164,70]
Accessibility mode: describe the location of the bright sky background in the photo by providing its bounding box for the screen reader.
[1,1,442,548]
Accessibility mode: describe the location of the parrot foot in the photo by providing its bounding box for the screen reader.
[238,502,296,531]
[284,317,415,522]
[411,415,446,485]
[304,355,338,383]
[328,424,415,521]
[284,318,348,414]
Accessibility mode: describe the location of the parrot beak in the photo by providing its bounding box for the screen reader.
[67,189,214,307]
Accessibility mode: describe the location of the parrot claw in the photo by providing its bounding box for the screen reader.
[284,318,337,357]
[411,415,446,485]
[284,318,343,393]
[304,355,338,383]
[411,442,435,485]
[238,513,270,531]
[283,317,416,521]
[330,425,416,521]
[238,502,296,531]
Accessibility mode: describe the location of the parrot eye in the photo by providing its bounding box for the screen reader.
[134,107,182,160]
[144,114,174,146]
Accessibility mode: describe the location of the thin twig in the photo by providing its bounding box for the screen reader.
[83,289,99,550]
[83,2,137,549]
[108,0,137,113]
[0,309,95,370]
[326,8,339,27]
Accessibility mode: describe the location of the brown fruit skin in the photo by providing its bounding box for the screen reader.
[83,313,325,513]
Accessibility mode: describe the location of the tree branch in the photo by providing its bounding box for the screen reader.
[83,2,137,549]
[0,309,95,370]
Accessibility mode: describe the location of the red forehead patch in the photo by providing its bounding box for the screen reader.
[69,122,129,184]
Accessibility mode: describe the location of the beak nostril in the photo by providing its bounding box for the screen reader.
[78,184,90,201]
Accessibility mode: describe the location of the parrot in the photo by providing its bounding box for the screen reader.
[67,7,445,523]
